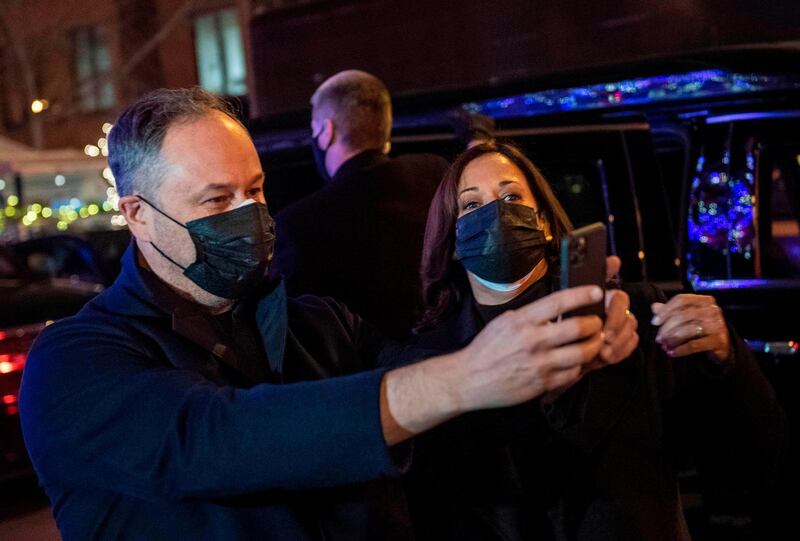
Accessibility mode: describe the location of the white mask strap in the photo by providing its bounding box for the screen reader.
[471,266,537,292]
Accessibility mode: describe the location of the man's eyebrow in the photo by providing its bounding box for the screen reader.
[193,172,266,198]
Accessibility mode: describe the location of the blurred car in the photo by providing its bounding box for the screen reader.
[0,235,106,480]
[251,46,800,537]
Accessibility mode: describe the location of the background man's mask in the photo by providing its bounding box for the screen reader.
[311,128,332,182]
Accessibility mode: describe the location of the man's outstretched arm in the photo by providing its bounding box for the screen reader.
[381,285,606,444]
[20,286,609,501]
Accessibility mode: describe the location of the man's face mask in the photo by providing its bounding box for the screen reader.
[455,199,548,285]
[139,196,275,299]
[311,128,331,182]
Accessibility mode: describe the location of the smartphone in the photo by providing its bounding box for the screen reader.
[560,222,607,319]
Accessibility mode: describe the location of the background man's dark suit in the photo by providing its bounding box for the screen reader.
[273,149,449,338]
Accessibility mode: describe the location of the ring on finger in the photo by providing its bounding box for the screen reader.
[694,322,704,338]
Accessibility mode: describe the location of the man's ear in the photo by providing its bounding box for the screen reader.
[318,119,335,150]
[119,195,151,242]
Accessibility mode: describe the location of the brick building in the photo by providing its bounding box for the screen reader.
[0,0,251,152]
[0,0,266,239]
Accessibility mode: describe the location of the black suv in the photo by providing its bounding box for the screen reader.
[252,50,800,537]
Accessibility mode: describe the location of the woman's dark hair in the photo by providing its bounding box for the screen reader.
[415,141,573,332]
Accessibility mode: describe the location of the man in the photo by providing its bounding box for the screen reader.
[273,70,450,338]
[20,87,636,540]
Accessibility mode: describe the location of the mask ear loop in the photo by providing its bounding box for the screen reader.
[136,195,190,271]
[137,195,187,228]
[147,240,189,271]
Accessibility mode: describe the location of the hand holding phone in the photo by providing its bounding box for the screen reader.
[559,222,607,319]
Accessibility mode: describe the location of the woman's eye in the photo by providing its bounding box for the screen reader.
[502,193,521,202]
[462,201,480,211]
[246,188,263,198]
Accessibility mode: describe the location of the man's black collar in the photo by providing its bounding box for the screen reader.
[332,149,389,183]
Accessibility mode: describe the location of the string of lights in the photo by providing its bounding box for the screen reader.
[1,181,124,234]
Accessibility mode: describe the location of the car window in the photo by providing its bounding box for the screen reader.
[685,117,800,288]
[507,126,677,283]
[7,236,105,284]
[763,140,800,278]
[392,125,679,284]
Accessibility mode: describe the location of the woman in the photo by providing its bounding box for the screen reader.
[405,142,786,541]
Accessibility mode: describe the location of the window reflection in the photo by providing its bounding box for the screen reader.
[687,118,800,287]
[70,26,116,112]
[194,8,247,96]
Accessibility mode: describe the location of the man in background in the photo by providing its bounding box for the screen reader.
[273,70,450,338]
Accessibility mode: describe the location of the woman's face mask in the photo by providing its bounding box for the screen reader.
[455,200,548,284]
[454,153,550,286]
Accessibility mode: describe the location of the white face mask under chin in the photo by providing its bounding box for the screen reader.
[471,266,537,293]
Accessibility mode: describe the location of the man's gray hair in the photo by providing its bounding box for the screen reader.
[311,70,392,151]
[108,87,243,200]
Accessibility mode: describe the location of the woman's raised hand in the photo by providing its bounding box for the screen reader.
[651,294,731,363]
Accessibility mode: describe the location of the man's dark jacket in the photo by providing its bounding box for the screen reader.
[273,150,449,339]
[19,244,419,540]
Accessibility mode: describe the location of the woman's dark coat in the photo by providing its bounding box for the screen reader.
[407,279,787,541]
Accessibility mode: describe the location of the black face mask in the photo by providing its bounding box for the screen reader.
[455,200,548,284]
[311,132,331,182]
[139,196,275,299]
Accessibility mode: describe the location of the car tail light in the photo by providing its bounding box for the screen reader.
[3,393,18,415]
[0,353,26,374]
[0,354,25,416]
[0,323,45,417]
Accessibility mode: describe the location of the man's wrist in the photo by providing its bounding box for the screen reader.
[380,351,466,445]
[379,375,416,446]
[434,349,469,416]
